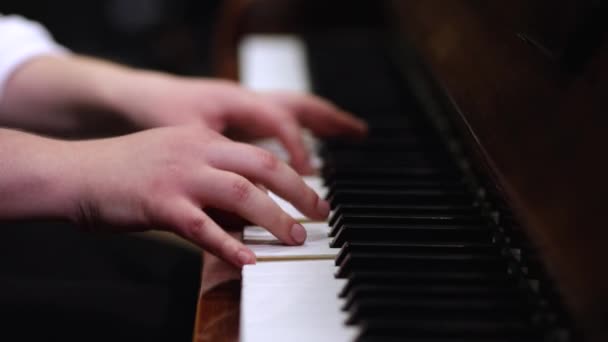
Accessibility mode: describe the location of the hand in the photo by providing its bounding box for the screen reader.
[67,125,330,267]
[1,55,366,172]
[114,75,367,173]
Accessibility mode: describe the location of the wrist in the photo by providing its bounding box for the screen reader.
[93,64,174,127]
[0,130,85,221]
[49,139,91,222]
[85,58,143,114]
[30,138,88,222]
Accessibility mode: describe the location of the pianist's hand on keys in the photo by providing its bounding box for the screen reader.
[0,55,366,174]
[0,53,367,268]
[118,81,368,174]
[0,125,327,267]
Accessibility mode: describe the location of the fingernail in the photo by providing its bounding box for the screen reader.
[237,250,254,265]
[290,223,307,244]
[317,199,330,217]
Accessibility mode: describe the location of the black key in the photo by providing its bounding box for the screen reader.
[356,318,541,341]
[339,270,517,298]
[327,189,474,208]
[328,204,481,226]
[330,213,486,237]
[334,241,498,267]
[306,30,568,342]
[347,297,533,324]
[327,179,469,192]
[330,223,495,248]
[323,167,461,184]
[342,283,526,312]
[335,251,507,278]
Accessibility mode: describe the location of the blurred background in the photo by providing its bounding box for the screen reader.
[2,0,222,76]
[0,4,223,338]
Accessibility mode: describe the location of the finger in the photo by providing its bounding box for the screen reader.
[206,142,329,221]
[297,101,368,137]
[274,114,312,174]
[195,169,308,246]
[265,92,368,137]
[163,199,256,267]
[225,95,313,174]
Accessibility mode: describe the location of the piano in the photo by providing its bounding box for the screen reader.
[195,1,608,341]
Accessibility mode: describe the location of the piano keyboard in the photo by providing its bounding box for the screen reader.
[239,32,573,342]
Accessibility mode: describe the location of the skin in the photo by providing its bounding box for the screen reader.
[0,55,367,172]
[0,55,367,267]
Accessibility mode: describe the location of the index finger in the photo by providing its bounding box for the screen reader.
[265,92,368,138]
[206,142,329,221]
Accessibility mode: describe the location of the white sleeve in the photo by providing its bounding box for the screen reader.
[0,14,70,100]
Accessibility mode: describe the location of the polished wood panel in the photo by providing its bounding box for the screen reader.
[388,1,608,341]
[194,218,245,342]
[194,251,241,342]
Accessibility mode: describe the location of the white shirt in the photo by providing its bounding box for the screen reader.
[0,14,68,100]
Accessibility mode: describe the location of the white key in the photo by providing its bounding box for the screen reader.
[238,34,355,342]
[244,222,336,260]
[241,260,359,342]
[301,176,327,196]
[268,176,328,221]
[240,33,324,172]
[239,34,311,92]
[253,131,324,171]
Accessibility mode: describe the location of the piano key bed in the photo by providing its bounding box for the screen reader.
[238,32,574,342]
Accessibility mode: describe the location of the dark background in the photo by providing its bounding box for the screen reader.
[0,2,222,339]
[2,0,222,75]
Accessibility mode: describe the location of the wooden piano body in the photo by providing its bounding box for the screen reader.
[195,1,608,341]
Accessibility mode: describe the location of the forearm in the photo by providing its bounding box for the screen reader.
[0,128,80,220]
[0,55,155,137]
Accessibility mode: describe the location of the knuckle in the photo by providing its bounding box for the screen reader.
[230,178,253,202]
[183,214,207,239]
[256,149,279,171]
